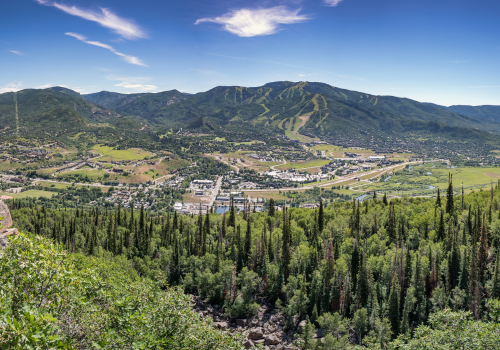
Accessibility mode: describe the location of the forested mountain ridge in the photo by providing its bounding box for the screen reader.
[82,81,500,143]
[0,88,122,129]
[445,105,500,123]
[83,89,191,118]
[5,178,500,348]
[2,82,500,145]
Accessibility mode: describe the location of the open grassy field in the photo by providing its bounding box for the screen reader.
[311,144,343,151]
[209,152,280,172]
[56,168,107,181]
[353,163,500,198]
[276,159,330,170]
[91,145,153,161]
[0,189,57,199]
[36,181,111,192]
[328,148,377,158]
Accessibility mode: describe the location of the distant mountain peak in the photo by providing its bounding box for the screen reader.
[46,86,81,97]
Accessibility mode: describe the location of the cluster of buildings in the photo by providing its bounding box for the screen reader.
[263,170,330,183]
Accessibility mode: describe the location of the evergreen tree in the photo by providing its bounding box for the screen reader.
[268,198,275,217]
[437,210,445,241]
[244,218,252,267]
[436,188,441,207]
[318,200,324,233]
[282,209,291,283]
[388,274,400,335]
[202,213,210,256]
[446,174,454,216]
[492,253,500,299]
[477,215,488,286]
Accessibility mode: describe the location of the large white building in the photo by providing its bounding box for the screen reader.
[368,155,386,161]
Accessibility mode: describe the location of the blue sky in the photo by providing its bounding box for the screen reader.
[1,0,499,106]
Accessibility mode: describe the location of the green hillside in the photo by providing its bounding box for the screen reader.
[446,105,500,123]
[83,90,191,118]
[0,88,121,130]
[78,81,500,143]
[0,233,244,349]
[3,82,500,145]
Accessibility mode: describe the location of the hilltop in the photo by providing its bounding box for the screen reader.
[1,81,499,146]
[83,81,500,144]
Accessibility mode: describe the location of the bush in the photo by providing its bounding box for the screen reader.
[0,233,244,349]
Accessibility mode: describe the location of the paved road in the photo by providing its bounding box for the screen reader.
[270,160,287,170]
[244,161,415,192]
[208,176,222,208]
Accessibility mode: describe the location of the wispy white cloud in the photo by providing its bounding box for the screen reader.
[114,82,158,92]
[195,6,309,37]
[324,0,344,7]
[9,50,23,56]
[0,82,22,93]
[39,84,86,93]
[35,83,53,89]
[449,60,466,64]
[66,32,147,66]
[106,75,152,83]
[34,0,146,39]
[298,74,306,77]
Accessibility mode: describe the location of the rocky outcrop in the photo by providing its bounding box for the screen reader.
[0,200,13,233]
[192,297,300,350]
[0,200,18,252]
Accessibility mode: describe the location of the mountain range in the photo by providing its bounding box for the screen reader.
[1,81,499,144]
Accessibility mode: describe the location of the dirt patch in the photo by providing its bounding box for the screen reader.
[296,112,313,131]
[483,173,500,178]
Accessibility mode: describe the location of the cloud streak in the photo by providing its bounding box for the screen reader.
[0,82,22,93]
[35,0,146,39]
[9,50,23,56]
[114,82,158,92]
[195,6,309,37]
[324,0,344,6]
[66,32,146,66]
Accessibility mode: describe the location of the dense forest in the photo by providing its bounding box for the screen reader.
[4,176,500,348]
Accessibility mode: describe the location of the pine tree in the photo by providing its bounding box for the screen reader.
[244,218,252,267]
[351,238,360,292]
[477,215,488,285]
[268,198,275,217]
[436,188,441,207]
[106,215,113,251]
[318,200,324,233]
[469,245,479,317]
[202,213,210,256]
[437,210,445,241]
[388,274,400,335]
[492,253,500,299]
[282,209,291,283]
[383,193,388,206]
[236,225,243,272]
[356,250,369,309]
[445,173,454,216]
[387,204,396,241]
[195,208,202,256]
[228,197,236,228]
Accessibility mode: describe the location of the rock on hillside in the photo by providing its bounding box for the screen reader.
[192,297,302,350]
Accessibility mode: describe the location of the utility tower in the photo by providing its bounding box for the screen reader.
[14,92,19,137]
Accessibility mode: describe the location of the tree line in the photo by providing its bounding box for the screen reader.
[7,176,500,348]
